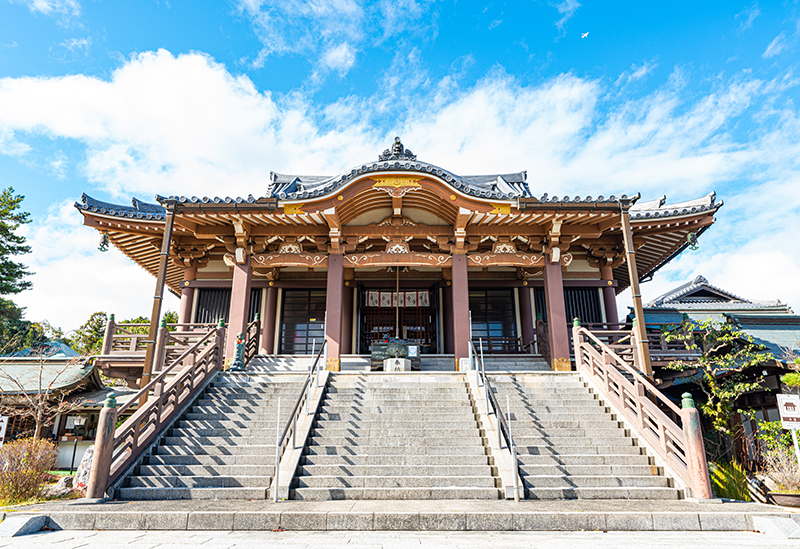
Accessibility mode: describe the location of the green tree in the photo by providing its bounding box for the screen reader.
[0,187,32,295]
[69,311,108,356]
[663,318,773,460]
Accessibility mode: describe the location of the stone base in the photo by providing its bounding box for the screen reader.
[384,358,411,372]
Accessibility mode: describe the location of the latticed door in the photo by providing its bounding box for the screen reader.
[358,287,436,354]
[278,290,326,354]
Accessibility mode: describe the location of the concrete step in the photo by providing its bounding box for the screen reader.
[509,436,635,446]
[313,420,479,429]
[292,476,498,489]
[515,445,644,456]
[308,428,483,437]
[289,487,500,500]
[162,436,288,446]
[521,475,671,489]
[304,445,487,456]
[517,454,654,466]
[145,454,274,466]
[118,487,268,500]
[524,487,681,500]
[307,437,486,447]
[317,413,476,421]
[518,464,662,476]
[170,428,288,437]
[296,465,494,477]
[127,475,271,488]
[137,465,272,476]
[299,454,492,466]
[507,428,628,438]
[154,445,277,456]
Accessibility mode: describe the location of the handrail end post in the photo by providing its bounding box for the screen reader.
[86,392,118,499]
[680,392,712,499]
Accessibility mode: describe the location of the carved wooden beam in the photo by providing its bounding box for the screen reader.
[323,207,342,254]
[344,252,452,268]
[251,252,329,268]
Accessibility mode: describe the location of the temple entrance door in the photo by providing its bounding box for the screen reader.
[278,290,326,354]
[358,285,438,354]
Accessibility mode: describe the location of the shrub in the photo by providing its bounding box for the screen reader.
[0,437,59,504]
[782,372,800,388]
[756,420,794,456]
[763,444,800,494]
[709,461,751,501]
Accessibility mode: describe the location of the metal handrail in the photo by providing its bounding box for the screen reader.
[470,339,520,502]
[272,339,327,502]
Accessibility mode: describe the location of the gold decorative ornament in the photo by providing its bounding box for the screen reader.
[345,281,350,286]
[269,281,274,286]
[489,203,512,215]
[337,195,344,201]
[446,280,451,286]
[450,194,456,200]
[283,203,305,215]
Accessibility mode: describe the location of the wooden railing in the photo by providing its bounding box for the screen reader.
[244,315,261,364]
[572,325,697,492]
[105,325,225,489]
[102,319,218,356]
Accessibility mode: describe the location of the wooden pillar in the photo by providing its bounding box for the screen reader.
[261,285,278,354]
[325,254,344,371]
[543,258,571,371]
[226,255,252,360]
[341,282,354,355]
[599,265,619,328]
[519,286,535,353]
[140,208,175,407]
[442,282,454,354]
[451,255,470,368]
[177,264,197,328]
[620,201,653,376]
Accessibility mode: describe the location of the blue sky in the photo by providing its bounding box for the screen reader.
[1,0,800,331]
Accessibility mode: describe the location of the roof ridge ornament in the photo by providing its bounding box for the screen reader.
[379,136,416,161]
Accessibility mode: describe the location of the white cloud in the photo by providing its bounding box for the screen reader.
[239,0,435,77]
[9,0,80,21]
[2,50,800,327]
[735,2,760,32]
[763,31,788,58]
[552,0,580,31]
[16,200,179,333]
[320,42,357,76]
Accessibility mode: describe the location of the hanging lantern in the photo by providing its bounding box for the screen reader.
[98,233,109,252]
[686,232,699,251]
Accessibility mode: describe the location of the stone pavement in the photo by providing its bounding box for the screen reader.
[5,498,799,532]
[5,529,800,549]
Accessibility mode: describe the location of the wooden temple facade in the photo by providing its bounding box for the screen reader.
[76,138,722,372]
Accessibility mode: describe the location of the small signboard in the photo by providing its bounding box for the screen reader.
[0,416,8,446]
[777,394,800,430]
[408,345,419,358]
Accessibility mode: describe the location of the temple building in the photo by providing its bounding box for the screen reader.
[75,138,722,374]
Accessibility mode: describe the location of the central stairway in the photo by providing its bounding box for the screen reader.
[118,373,303,500]
[290,373,501,500]
[490,373,682,500]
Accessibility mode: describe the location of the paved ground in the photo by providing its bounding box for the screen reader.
[4,529,800,548]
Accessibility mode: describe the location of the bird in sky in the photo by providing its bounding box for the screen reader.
[582,32,589,38]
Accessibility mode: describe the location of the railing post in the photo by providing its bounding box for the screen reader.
[571,319,581,371]
[86,393,118,499]
[680,392,712,499]
[153,319,169,374]
[273,396,281,502]
[216,319,226,370]
[101,314,115,355]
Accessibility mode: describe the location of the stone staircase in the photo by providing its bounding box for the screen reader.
[118,373,304,500]
[290,373,501,500]
[489,373,682,500]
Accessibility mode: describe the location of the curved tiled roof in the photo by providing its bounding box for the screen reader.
[269,161,532,201]
[629,192,721,221]
[75,194,166,221]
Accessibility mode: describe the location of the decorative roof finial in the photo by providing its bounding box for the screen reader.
[379,136,416,161]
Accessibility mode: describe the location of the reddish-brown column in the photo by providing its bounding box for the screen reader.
[261,285,278,354]
[600,265,620,328]
[519,286,535,353]
[442,282,454,354]
[341,283,354,355]
[451,255,470,369]
[177,263,197,328]
[226,256,252,359]
[325,254,344,371]
[543,259,571,371]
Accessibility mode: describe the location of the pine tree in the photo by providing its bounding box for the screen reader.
[0,187,31,295]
